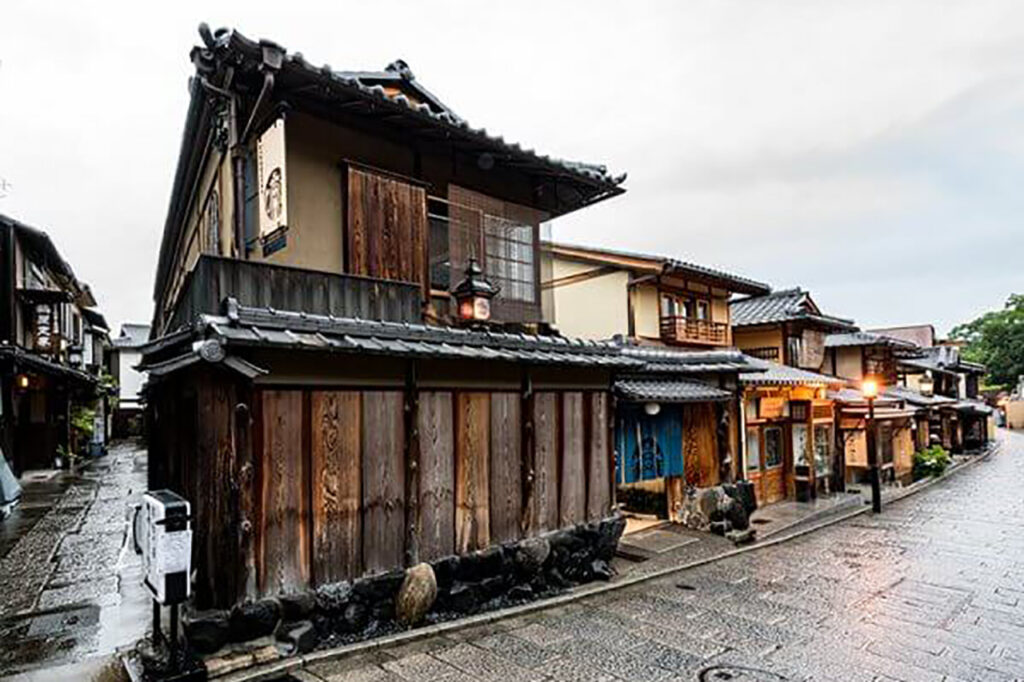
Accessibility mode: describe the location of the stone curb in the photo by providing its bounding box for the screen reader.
[217,440,1001,682]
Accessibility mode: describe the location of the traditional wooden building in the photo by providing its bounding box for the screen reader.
[899,344,992,451]
[540,242,768,518]
[0,214,105,476]
[143,26,631,609]
[739,361,843,505]
[823,332,921,484]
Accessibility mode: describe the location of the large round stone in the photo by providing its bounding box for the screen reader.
[395,562,437,625]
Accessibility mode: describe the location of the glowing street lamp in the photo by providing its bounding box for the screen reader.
[862,375,882,513]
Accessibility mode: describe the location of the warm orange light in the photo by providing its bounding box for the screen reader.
[862,378,879,399]
[16,374,29,390]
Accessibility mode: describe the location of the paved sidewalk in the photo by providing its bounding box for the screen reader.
[272,432,1016,682]
[0,440,150,680]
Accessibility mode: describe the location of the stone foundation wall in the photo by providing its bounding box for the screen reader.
[184,515,626,657]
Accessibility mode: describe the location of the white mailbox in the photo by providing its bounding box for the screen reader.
[133,490,192,605]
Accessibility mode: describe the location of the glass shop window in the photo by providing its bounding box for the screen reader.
[746,427,761,472]
[792,423,809,467]
[814,424,832,476]
[764,427,783,468]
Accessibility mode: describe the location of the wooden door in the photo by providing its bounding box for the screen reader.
[761,425,786,504]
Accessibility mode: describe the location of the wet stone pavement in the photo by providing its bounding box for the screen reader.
[283,430,1024,682]
[0,440,149,679]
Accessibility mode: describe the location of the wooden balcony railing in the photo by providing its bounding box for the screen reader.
[659,317,729,346]
[745,346,781,361]
[165,255,422,333]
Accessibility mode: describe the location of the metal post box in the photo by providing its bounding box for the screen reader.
[133,490,192,605]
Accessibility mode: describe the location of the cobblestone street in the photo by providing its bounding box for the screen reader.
[0,441,149,680]
[286,430,1024,682]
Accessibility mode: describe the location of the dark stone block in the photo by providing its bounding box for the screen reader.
[547,529,586,557]
[507,583,534,601]
[709,520,731,536]
[456,546,507,582]
[342,600,368,633]
[709,507,726,523]
[276,619,317,655]
[514,537,551,576]
[352,569,404,603]
[315,581,353,614]
[735,480,758,515]
[447,581,483,613]
[726,497,750,531]
[545,566,572,589]
[589,559,614,581]
[279,591,316,621]
[184,610,229,655]
[478,575,508,600]
[228,598,281,642]
[431,555,460,592]
[596,515,627,560]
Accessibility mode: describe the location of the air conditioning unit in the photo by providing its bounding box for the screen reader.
[133,490,192,605]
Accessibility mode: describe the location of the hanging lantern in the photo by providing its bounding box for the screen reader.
[452,258,499,323]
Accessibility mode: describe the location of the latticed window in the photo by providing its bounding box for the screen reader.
[484,215,535,303]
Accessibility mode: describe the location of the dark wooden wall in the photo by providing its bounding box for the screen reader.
[149,367,615,607]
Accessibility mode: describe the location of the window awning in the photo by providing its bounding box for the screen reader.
[614,378,733,403]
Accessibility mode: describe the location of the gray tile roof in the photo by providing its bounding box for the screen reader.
[739,357,844,387]
[614,378,733,403]
[897,345,984,374]
[147,299,641,370]
[544,242,770,296]
[827,387,901,406]
[208,28,625,189]
[824,331,919,350]
[617,345,763,374]
[883,384,956,407]
[730,288,855,329]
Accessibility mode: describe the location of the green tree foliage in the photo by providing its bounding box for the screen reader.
[949,294,1024,388]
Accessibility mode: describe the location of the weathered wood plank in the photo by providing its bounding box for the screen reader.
[586,392,611,521]
[559,392,586,527]
[311,391,361,584]
[489,393,521,544]
[532,392,559,533]
[361,391,405,574]
[418,391,454,561]
[455,392,490,553]
[259,390,309,595]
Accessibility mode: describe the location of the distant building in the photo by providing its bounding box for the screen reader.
[109,323,149,437]
[0,213,108,476]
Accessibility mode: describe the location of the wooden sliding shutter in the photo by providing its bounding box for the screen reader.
[346,166,428,294]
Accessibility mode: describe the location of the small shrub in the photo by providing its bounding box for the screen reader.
[913,445,951,480]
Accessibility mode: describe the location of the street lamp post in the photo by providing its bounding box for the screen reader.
[862,377,882,513]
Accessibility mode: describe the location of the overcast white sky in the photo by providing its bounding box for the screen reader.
[1,1,1022,337]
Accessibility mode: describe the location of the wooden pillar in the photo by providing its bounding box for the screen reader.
[404,362,421,567]
[234,385,257,601]
[520,371,535,536]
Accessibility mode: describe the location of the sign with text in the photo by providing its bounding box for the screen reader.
[257,118,288,239]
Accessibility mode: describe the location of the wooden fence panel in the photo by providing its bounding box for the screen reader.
[489,393,521,544]
[311,391,362,584]
[532,392,560,534]
[455,392,490,553]
[418,391,455,561]
[586,392,611,521]
[560,392,586,526]
[258,390,309,595]
[362,391,406,574]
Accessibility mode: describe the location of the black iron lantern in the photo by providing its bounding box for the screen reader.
[452,258,499,322]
